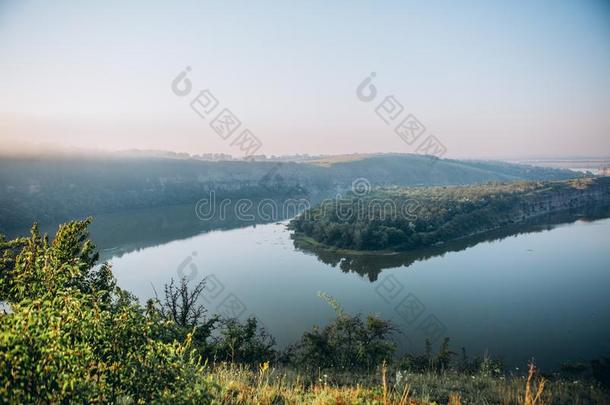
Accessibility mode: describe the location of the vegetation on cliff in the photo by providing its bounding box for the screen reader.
[290,177,610,251]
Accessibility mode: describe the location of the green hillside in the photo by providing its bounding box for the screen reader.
[0,153,579,230]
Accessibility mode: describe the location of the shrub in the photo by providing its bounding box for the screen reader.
[286,293,395,372]
[0,220,214,403]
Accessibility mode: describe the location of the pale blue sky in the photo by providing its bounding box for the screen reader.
[1,0,609,157]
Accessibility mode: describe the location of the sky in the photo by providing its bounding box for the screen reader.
[0,0,609,159]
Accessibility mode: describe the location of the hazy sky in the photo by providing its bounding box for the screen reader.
[1,0,609,158]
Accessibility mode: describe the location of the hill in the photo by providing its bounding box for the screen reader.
[0,153,580,230]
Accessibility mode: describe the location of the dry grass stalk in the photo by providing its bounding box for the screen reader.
[381,360,389,405]
[524,362,546,405]
[398,383,411,405]
[448,392,461,405]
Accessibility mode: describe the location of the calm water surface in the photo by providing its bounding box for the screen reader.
[17,205,610,370]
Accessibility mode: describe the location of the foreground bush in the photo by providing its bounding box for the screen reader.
[0,220,214,403]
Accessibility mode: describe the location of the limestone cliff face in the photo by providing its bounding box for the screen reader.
[445,178,610,245]
[517,178,610,221]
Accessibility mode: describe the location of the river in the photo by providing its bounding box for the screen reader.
[10,203,610,370]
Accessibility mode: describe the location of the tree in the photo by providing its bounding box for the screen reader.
[212,317,276,364]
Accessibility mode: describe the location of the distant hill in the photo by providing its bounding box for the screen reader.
[321,154,579,186]
[0,153,580,231]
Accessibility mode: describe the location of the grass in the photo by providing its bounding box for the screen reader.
[205,362,608,404]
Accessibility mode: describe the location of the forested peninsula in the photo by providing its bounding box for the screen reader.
[290,177,610,252]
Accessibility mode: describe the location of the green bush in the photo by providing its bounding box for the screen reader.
[284,293,395,372]
[0,220,214,403]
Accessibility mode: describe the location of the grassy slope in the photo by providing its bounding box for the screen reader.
[207,363,607,404]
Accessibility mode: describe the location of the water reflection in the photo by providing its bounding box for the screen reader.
[93,198,329,261]
[6,198,319,262]
[292,204,610,281]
